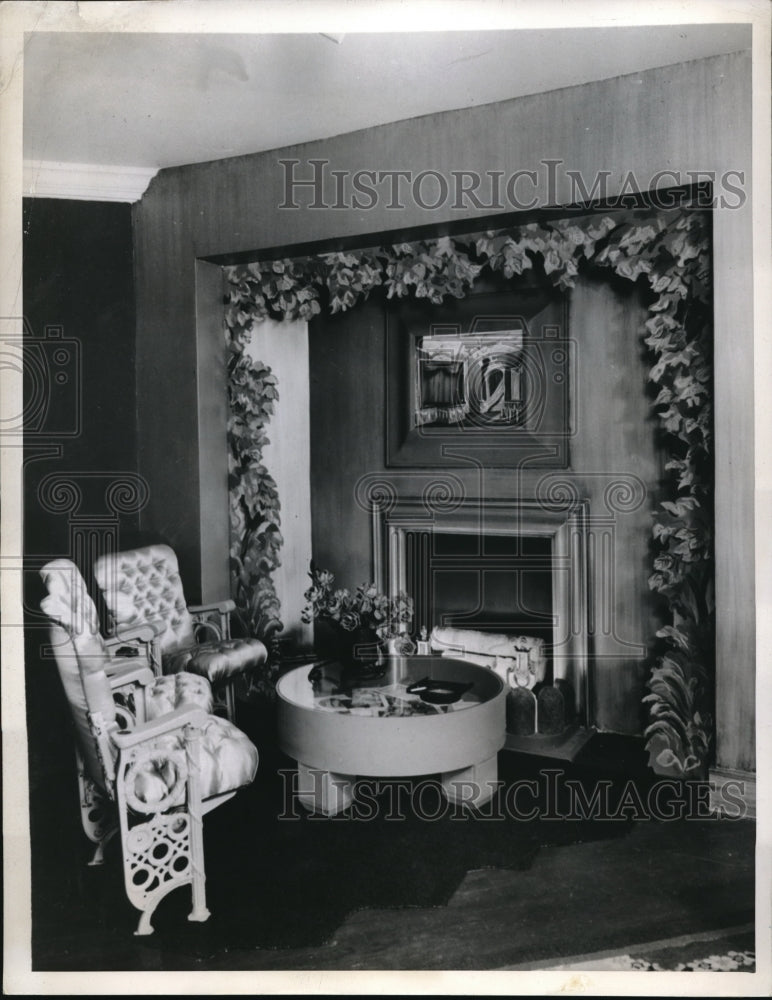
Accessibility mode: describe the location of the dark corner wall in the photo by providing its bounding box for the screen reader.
[23,198,139,777]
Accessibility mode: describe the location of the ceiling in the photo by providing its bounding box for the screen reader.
[23,25,751,172]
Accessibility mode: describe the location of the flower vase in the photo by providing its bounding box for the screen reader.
[338,625,385,680]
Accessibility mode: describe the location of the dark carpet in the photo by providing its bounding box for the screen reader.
[30,700,645,966]
[110,705,639,958]
[30,700,753,971]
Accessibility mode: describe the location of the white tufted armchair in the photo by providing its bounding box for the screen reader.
[94,544,268,721]
[40,558,259,936]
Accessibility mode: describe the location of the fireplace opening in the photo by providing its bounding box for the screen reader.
[411,532,554,679]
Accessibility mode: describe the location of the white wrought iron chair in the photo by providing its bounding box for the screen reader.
[94,544,268,721]
[40,558,259,936]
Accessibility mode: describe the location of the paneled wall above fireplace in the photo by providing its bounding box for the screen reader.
[309,271,661,736]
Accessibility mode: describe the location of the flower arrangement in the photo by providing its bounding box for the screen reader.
[301,564,413,640]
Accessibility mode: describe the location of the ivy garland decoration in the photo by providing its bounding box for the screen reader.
[224,208,713,776]
[226,337,283,697]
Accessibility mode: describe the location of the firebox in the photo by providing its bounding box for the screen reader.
[371,496,590,724]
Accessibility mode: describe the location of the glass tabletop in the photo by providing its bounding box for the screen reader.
[276,656,496,717]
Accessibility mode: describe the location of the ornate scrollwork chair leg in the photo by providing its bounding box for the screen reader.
[75,747,119,866]
[116,724,212,936]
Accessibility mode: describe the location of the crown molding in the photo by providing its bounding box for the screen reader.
[23,160,158,203]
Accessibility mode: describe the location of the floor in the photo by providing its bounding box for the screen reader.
[25,688,757,974]
[189,817,756,972]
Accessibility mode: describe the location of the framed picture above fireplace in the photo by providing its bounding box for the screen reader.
[385,281,572,468]
[416,328,526,429]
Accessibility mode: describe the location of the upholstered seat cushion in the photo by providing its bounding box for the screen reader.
[127,716,259,809]
[164,637,267,685]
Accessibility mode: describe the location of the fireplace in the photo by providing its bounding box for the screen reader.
[372,497,590,723]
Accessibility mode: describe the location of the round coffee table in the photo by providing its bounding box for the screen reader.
[276,655,506,815]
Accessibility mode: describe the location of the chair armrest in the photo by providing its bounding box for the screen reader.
[189,600,234,643]
[112,707,210,749]
[106,661,155,689]
[105,623,161,669]
[105,622,161,646]
[188,599,236,615]
[105,622,164,677]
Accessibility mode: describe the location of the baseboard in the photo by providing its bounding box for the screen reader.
[710,766,756,820]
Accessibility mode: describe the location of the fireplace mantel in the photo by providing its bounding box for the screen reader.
[371,496,590,723]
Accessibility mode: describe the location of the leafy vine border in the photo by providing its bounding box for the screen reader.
[224,207,713,774]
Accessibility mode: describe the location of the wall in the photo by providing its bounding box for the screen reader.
[247,319,313,647]
[309,273,660,734]
[133,53,754,768]
[23,197,139,579]
[22,198,138,777]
